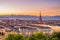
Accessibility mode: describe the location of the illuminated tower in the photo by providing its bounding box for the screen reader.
[39,11,43,24]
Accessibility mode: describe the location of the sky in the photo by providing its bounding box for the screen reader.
[0,0,60,16]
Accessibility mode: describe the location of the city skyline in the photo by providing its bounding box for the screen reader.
[0,0,60,16]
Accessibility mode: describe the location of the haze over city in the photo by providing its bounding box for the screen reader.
[0,0,60,16]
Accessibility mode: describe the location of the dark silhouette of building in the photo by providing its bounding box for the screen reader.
[39,11,43,24]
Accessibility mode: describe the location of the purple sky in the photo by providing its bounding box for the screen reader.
[0,0,60,16]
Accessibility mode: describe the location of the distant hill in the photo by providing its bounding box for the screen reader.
[0,15,60,20]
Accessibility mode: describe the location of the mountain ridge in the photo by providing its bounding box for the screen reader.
[0,15,60,20]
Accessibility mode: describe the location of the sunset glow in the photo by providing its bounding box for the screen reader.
[0,0,60,16]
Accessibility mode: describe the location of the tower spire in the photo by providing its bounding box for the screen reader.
[39,11,43,24]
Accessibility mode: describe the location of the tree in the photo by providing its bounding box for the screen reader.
[5,34,24,40]
[46,32,60,40]
[28,32,46,40]
[0,32,5,36]
[52,37,59,40]
[51,32,60,40]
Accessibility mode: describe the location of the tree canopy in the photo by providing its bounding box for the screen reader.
[5,34,24,40]
[5,32,60,40]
